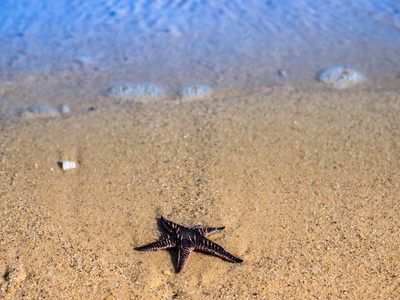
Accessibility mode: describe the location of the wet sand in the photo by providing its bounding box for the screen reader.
[0,81,399,298]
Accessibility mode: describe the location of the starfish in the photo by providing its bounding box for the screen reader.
[136,217,243,272]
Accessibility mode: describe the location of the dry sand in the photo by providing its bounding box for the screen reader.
[1,81,399,299]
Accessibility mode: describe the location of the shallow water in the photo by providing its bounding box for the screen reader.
[1,0,400,115]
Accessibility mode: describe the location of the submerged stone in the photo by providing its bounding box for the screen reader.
[108,82,164,101]
[20,106,60,118]
[180,83,213,102]
[278,70,288,78]
[319,66,365,89]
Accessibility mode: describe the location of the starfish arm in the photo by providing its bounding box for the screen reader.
[204,226,225,235]
[176,245,194,272]
[195,226,225,236]
[195,237,243,263]
[161,216,185,233]
[136,237,177,251]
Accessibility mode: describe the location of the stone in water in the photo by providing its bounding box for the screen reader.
[20,106,60,118]
[319,66,364,89]
[108,82,164,101]
[180,83,213,102]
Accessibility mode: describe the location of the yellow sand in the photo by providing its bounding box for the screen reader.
[0,81,399,298]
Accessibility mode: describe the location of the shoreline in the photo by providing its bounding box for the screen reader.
[1,73,399,120]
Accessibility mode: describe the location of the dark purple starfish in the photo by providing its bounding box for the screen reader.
[136,217,243,272]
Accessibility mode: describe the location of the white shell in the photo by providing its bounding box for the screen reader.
[319,66,365,89]
[62,160,76,170]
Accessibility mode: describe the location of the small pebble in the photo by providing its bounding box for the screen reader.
[60,105,71,114]
[5,265,26,283]
[318,66,365,89]
[62,160,76,170]
[107,82,164,101]
[180,83,213,102]
[162,270,172,275]
[20,106,60,118]
[278,70,287,78]
[73,56,93,65]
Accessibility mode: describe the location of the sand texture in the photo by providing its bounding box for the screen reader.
[1,82,399,298]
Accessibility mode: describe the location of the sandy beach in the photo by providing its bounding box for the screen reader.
[0,79,399,298]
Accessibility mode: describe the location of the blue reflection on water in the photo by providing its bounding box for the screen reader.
[0,0,399,85]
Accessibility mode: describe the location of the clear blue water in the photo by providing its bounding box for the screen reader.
[0,0,399,113]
